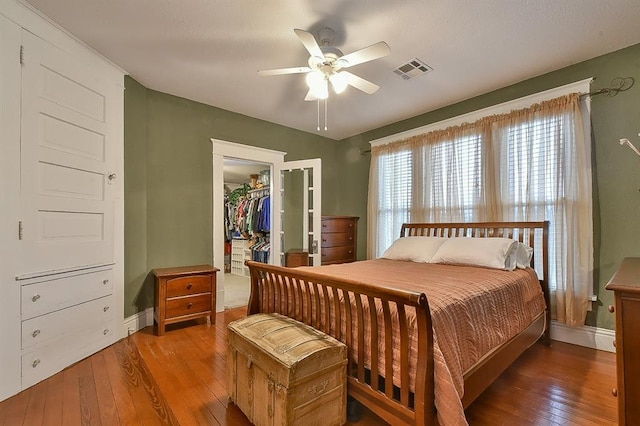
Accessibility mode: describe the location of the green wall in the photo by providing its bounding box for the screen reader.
[125,43,640,329]
[124,79,341,317]
[337,43,640,330]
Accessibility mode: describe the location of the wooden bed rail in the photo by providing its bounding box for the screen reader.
[246,261,436,425]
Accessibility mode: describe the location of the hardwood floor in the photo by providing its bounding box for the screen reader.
[0,308,617,425]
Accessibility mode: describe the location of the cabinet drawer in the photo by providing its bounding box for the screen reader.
[166,275,212,297]
[321,246,356,264]
[321,232,354,248]
[321,218,356,233]
[21,268,113,320]
[22,319,114,388]
[22,295,113,350]
[165,294,212,319]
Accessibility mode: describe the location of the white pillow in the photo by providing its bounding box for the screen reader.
[515,242,534,269]
[430,237,518,270]
[381,236,447,263]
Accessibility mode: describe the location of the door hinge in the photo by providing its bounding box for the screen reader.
[18,221,23,240]
[20,45,24,65]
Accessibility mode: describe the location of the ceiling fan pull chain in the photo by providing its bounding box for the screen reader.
[317,98,320,131]
[324,97,328,131]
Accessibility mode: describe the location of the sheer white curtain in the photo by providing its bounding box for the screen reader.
[367,93,593,325]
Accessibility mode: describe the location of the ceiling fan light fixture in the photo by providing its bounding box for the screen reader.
[329,72,348,94]
[306,71,328,99]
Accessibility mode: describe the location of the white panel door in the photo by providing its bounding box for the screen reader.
[19,30,116,275]
[275,159,322,266]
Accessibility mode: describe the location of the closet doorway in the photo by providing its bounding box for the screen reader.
[222,158,270,309]
[211,139,322,313]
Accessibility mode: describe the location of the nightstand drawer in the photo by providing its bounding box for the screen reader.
[166,275,212,297]
[321,232,354,248]
[165,294,212,319]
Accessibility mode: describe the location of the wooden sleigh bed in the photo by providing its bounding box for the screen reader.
[246,221,550,425]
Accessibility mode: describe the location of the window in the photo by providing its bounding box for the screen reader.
[368,91,593,325]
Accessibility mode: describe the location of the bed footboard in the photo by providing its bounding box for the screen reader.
[246,260,436,426]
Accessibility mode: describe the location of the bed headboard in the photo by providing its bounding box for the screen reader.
[400,221,549,301]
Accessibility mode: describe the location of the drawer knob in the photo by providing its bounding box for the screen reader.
[608,305,615,313]
[32,329,41,338]
[103,306,110,312]
[612,388,618,397]
[322,238,327,242]
[187,302,193,309]
[31,294,41,302]
[348,250,352,254]
[32,359,40,368]
[322,223,327,228]
[613,340,616,348]
[103,328,109,335]
[103,279,109,285]
[187,283,193,290]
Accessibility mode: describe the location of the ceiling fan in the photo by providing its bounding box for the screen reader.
[258,28,391,101]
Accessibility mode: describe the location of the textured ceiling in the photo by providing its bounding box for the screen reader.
[24,0,640,140]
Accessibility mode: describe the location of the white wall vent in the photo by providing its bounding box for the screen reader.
[393,58,433,80]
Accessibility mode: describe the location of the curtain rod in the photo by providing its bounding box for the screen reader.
[580,76,634,99]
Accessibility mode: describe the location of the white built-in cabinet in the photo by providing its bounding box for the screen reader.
[0,1,125,401]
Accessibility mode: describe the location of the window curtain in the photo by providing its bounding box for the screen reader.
[367,93,593,326]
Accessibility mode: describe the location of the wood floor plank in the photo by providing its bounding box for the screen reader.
[22,380,47,425]
[76,357,102,425]
[0,308,618,425]
[90,351,121,425]
[102,344,141,425]
[1,387,30,425]
[41,372,64,426]
[61,362,82,425]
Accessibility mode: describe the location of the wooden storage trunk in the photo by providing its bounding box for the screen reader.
[227,313,347,426]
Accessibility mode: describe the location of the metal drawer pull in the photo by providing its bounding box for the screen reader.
[103,306,109,312]
[32,329,41,338]
[103,329,109,335]
[612,388,618,397]
[187,302,193,309]
[187,283,193,290]
[103,279,109,285]
[32,359,40,368]
[32,294,40,302]
[608,305,615,313]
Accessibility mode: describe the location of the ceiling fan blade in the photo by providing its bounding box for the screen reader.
[294,29,324,60]
[258,66,311,76]
[342,71,380,94]
[338,41,391,68]
[304,89,317,101]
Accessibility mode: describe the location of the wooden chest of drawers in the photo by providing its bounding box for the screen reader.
[227,313,347,426]
[321,216,359,265]
[153,265,218,336]
[606,257,640,425]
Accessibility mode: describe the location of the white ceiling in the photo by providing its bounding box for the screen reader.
[24,0,640,140]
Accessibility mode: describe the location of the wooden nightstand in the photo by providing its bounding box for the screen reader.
[152,264,218,336]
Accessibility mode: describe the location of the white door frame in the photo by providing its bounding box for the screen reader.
[211,139,286,312]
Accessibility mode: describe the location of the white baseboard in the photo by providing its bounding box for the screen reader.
[551,321,615,353]
[123,307,154,335]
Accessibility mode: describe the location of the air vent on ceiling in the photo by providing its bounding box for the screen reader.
[393,58,433,80]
